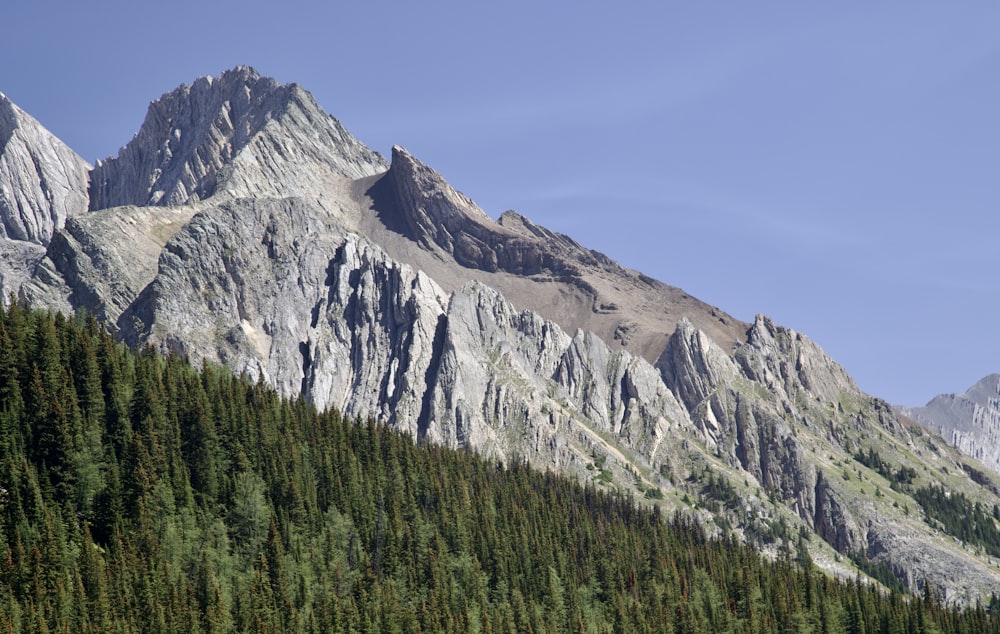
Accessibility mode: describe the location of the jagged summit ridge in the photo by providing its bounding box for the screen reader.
[387,144,600,276]
[88,66,386,211]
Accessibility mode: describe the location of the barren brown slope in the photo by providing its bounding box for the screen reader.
[354,146,747,367]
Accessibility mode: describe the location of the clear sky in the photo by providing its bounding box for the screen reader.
[3,2,999,406]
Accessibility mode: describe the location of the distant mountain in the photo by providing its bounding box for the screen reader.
[901,375,1000,475]
[3,66,1000,602]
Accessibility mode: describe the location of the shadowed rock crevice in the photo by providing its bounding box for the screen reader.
[299,340,312,396]
[417,314,448,441]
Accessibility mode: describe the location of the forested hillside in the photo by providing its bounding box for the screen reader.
[0,303,995,632]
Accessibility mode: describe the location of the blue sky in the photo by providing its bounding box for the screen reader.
[3,2,999,406]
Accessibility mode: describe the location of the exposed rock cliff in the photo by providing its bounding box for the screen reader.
[386,145,597,278]
[113,195,690,474]
[4,68,1000,602]
[0,93,90,299]
[0,93,90,243]
[21,203,200,322]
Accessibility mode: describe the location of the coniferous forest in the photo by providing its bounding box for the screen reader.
[0,303,997,633]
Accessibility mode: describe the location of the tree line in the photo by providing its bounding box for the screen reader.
[0,302,996,632]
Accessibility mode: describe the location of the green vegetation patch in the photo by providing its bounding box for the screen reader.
[913,484,1000,557]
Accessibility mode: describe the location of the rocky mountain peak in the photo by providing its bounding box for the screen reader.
[385,145,614,280]
[386,145,497,244]
[738,314,859,403]
[88,66,386,211]
[0,93,90,244]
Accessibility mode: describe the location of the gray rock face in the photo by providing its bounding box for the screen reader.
[115,195,691,473]
[422,282,691,465]
[658,309,1000,600]
[88,66,385,211]
[0,94,91,300]
[0,240,47,303]
[0,94,90,245]
[814,470,862,553]
[4,68,1000,602]
[902,375,1000,475]
[118,197,449,437]
[22,203,200,322]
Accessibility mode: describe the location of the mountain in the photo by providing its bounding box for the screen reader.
[902,375,1000,476]
[4,66,1000,602]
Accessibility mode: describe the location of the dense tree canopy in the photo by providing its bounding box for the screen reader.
[0,303,996,632]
